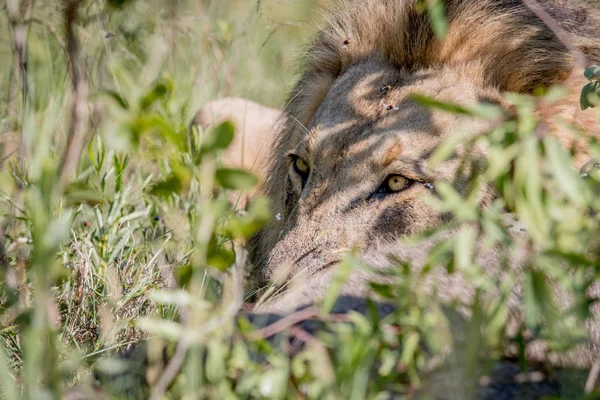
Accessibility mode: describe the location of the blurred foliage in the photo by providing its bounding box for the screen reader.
[0,0,599,399]
[582,65,600,110]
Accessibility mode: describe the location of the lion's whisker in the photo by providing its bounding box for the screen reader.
[288,114,311,136]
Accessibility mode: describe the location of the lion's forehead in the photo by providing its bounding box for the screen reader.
[314,61,483,114]
[303,63,485,173]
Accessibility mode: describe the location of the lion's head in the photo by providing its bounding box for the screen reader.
[248,0,600,290]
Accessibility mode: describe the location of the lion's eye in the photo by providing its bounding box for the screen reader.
[292,156,310,177]
[386,175,408,192]
[375,174,413,198]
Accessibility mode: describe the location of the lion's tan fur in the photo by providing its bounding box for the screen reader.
[193,98,282,208]
[193,97,281,175]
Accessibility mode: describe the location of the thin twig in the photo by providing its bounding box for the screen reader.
[259,22,302,51]
[289,325,328,354]
[250,307,323,339]
[0,224,18,297]
[7,0,35,169]
[57,0,89,192]
[585,359,600,393]
[149,334,190,400]
[521,0,591,131]
[24,17,67,54]
[521,0,588,80]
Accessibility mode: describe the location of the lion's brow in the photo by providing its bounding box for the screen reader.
[300,126,319,156]
[381,140,404,167]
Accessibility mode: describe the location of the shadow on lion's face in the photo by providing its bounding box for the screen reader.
[249,59,503,290]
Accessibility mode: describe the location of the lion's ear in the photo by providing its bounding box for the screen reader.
[192,97,282,177]
[192,97,283,209]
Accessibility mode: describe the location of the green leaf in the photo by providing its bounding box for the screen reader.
[127,114,182,148]
[544,136,587,206]
[43,211,74,250]
[149,289,196,307]
[140,81,172,111]
[409,94,471,115]
[149,174,182,197]
[428,130,467,168]
[434,181,477,221]
[225,196,271,238]
[174,264,193,288]
[454,225,477,270]
[215,168,258,190]
[426,0,447,39]
[321,254,355,313]
[369,283,395,299]
[514,137,549,245]
[543,85,569,104]
[583,65,600,80]
[200,121,235,156]
[113,154,129,193]
[464,291,484,375]
[136,318,182,341]
[102,90,129,109]
[207,246,235,272]
[401,330,420,367]
[259,366,289,399]
[581,81,600,110]
[64,182,105,206]
[0,342,18,400]
[579,83,592,110]
[485,144,520,180]
[424,236,454,271]
[469,102,506,120]
[581,82,592,110]
[523,268,557,331]
[206,342,228,383]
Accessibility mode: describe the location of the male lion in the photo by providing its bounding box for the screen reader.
[239,0,600,396]
[248,0,600,291]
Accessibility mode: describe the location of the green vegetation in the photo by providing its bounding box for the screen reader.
[0,0,599,399]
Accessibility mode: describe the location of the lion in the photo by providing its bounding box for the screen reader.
[249,0,600,296]
[240,0,600,396]
[248,0,600,289]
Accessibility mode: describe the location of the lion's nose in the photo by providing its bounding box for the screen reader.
[264,223,343,279]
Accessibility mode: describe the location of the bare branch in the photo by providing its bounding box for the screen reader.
[250,307,324,340]
[7,0,35,168]
[149,335,190,400]
[521,0,592,129]
[521,0,588,79]
[0,224,18,299]
[24,17,67,54]
[585,359,600,394]
[57,0,89,192]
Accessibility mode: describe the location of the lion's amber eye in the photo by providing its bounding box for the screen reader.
[386,175,408,192]
[373,174,414,199]
[293,157,310,176]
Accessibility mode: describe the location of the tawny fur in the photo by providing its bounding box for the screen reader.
[192,97,281,177]
[192,97,282,208]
